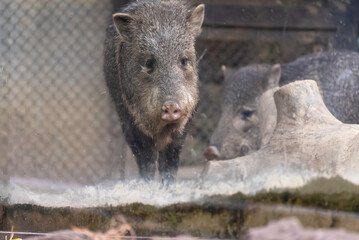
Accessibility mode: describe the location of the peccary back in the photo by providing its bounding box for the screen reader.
[281,51,359,124]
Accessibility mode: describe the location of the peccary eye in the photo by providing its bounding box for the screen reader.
[181,57,189,67]
[145,58,156,72]
[241,110,255,120]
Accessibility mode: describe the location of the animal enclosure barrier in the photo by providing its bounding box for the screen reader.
[0,0,122,184]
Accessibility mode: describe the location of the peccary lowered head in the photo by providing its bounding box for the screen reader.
[204,50,359,161]
[104,0,205,182]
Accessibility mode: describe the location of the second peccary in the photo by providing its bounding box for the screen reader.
[204,50,359,161]
[104,0,205,182]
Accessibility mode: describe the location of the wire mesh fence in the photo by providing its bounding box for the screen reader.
[0,0,357,185]
[0,0,127,184]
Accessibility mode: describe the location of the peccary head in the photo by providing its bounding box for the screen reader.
[204,64,281,160]
[113,0,204,150]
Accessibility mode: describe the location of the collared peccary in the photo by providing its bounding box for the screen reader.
[104,0,205,182]
[204,50,359,161]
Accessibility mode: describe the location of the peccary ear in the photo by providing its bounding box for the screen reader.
[268,64,281,88]
[188,4,205,36]
[221,65,234,80]
[261,64,281,92]
[113,13,134,42]
[221,65,228,75]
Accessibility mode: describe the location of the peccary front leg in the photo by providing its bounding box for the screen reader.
[158,143,182,184]
[131,142,157,181]
[125,126,157,181]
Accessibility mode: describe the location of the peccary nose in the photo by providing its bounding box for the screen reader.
[203,146,220,161]
[161,101,182,122]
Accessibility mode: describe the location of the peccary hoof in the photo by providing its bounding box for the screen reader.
[160,174,175,189]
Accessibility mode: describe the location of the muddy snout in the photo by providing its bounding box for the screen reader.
[161,100,182,122]
[203,146,220,161]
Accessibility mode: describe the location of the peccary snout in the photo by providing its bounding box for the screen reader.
[203,144,250,161]
[161,101,182,122]
[203,146,220,161]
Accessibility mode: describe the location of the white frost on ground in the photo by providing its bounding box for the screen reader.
[1,166,330,208]
[5,179,202,207]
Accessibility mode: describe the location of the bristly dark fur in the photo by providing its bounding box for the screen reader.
[104,0,204,182]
